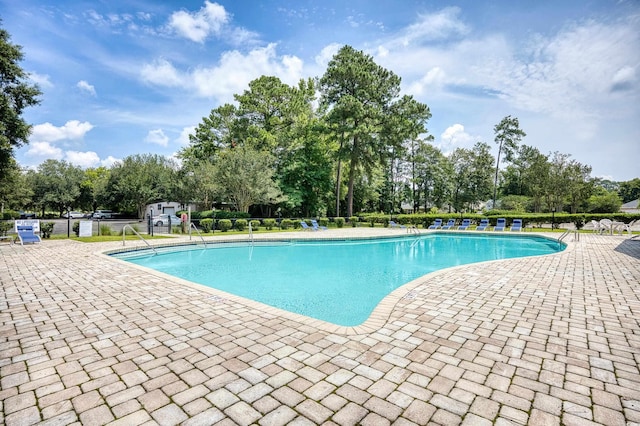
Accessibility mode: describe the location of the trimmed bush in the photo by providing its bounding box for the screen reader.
[263,219,276,230]
[218,219,232,232]
[293,220,302,229]
[200,218,214,233]
[349,216,359,227]
[334,217,345,228]
[280,219,293,229]
[235,219,247,231]
[250,220,261,230]
[318,217,329,227]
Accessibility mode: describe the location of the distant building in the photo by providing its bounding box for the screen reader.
[145,201,197,218]
[620,199,639,214]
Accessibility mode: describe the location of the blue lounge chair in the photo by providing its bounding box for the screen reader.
[494,218,507,231]
[457,219,472,230]
[300,220,313,231]
[428,219,443,229]
[16,225,41,245]
[476,218,490,231]
[510,219,523,232]
[389,220,406,229]
[310,219,328,231]
[441,219,456,230]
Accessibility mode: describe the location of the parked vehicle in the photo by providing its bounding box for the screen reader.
[153,214,181,226]
[92,210,114,219]
[19,211,36,219]
[61,211,85,219]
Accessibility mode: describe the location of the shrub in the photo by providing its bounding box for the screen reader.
[39,222,54,238]
[99,224,112,236]
[318,218,329,227]
[368,217,376,227]
[263,218,276,230]
[171,226,182,234]
[218,219,232,232]
[280,219,293,230]
[235,219,247,231]
[293,220,302,229]
[334,217,345,228]
[200,218,214,233]
[250,220,261,230]
[72,221,80,236]
[0,220,13,236]
[349,216,359,227]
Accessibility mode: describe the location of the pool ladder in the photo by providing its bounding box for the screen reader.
[189,223,206,247]
[557,229,579,242]
[248,221,254,246]
[122,224,157,255]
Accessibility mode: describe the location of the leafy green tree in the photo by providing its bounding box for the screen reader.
[104,154,178,218]
[213,146,285,213]
[411,142,452,211]
[449,142,494,212]
[0,21,42,179]
[564,160,593,213]
[492,116,526,207]
[319,45,430,217]
[619,178,640,203]
[587,187,622,213]
[0,159,31,212]
[30,160,83,216]
[78,167,110,212]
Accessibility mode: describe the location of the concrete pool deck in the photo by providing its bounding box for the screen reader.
[1,229,639,425]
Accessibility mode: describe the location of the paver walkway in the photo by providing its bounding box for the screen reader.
[1,230,639,425]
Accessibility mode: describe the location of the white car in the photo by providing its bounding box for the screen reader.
[153,214,181,226]
[61,211,85,219]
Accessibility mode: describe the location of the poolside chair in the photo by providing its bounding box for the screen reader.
[428,219,443,229]
[620,219,638,237]
[588,220,601,233]
[599,219,613,235]
[457,219,472,230]
[300,220,313,231]
[389,220,406,229]
[310,219,328,231]
[494,218,507,231]
[16,225,41,245]
[510,219,523,232]
[476,218,490,231]
[441,219,456,230]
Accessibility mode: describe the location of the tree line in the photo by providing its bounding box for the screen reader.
[1,32,638,219]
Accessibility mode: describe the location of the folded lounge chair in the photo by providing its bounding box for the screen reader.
[310,219,328,231]
[300,220,313,231]
[441,219,456,230]
[510,219,523,232]
[476,218,490,231]
[389,220,406,229]
[457,219,472,230]
[16,225,41,245]
[428,219,443,229]
[494,218,507,231]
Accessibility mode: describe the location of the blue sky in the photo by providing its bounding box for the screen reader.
[2,0,639,181]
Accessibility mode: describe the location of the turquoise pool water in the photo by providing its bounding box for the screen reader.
[114,234,563,326]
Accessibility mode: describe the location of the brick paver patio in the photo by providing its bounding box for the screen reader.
[1,229,639,425]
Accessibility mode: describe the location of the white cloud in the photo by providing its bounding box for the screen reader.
[26,142,63,159]
[141,58,184,87]
[29,72,53,88]
[407,67,447,95]
[65,151,100,168]
[145,129,169,146]
[77,80,97,96]
[439,124,476,153]
[315,43,342,67]
[169,1,229,43]
[395,7,469,47]
[178,126,196,146]
[141,44,304,102]
[101,156,120,168]
[30,120,94,143]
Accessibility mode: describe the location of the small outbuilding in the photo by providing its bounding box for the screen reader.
[620,199,639,214]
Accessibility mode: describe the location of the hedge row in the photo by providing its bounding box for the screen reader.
[358,213,640,229]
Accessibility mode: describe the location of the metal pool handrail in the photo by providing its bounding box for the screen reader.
[122,225,157,255]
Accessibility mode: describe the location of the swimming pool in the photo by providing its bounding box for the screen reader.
[113,234,563,326]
